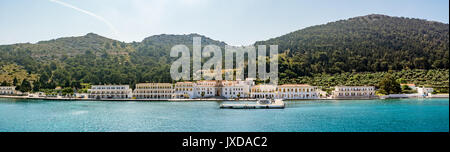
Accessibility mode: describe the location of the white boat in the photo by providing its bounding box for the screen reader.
[257,99,272,104]
[220,98,285,109]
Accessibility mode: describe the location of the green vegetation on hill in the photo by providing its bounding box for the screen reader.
[0,33,225,90]
[280,69,449,87]
[0,64,38,85]
[259,14,448,77]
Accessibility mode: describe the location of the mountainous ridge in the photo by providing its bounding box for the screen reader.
[255,14,448,79]
[141,33,227,46]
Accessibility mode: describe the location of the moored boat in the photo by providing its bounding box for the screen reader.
[220,98,285,109]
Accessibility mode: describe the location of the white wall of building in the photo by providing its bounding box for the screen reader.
[133,83,173,99]
[174,82,196,99]
[277,85,319,99]
[221,80,250,98]
[417,87,434,96]
[195,81,218,98]
[0,86,15,95]
[332,86,375,98]
[88,85,132,99]
[251,85,277,99]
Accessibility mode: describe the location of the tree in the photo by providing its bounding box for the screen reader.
[71,80,81,89]
[61,87,74,96]
[32,81,40,92]
[39,73,49,84]
[64,80,71,88]
[19,79,32,93]
[401,85,412,91]
[379,74,401,95]
[1,81,8,86]
[13,77,18,86]
[397,78,407,84]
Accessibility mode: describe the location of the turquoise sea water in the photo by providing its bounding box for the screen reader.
[0,98,448,132]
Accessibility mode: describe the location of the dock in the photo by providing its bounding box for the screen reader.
[220,99,285,109]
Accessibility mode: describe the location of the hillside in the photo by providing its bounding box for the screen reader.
[0,14,448,91]
[0,33,227,89]
[256,14,449,79]
[140,33,226,47]
[0,33,132,61]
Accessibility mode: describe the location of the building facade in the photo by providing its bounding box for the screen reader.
[277,84,320,99]
[174,82,196,99]
[220,80,251,98]
[417,87,434,96]
[88,85,132,99]
[251,85,277,99]
[0,86,15,95]
[332,86,376,99]
[195,80,218,98]
[133,83,173,99]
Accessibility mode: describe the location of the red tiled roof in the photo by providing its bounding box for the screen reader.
[400,84,416,86]
[280,84,311,87]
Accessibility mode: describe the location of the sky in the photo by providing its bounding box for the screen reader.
[0,0,448,46]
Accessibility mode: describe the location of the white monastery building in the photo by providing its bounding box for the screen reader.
[417,87,434,96]
[133,83,173,99]
[174,82,196,99]
[88,85,132,99]
[332,86,376,99]
[220,80,251,98]
[0,86,16,95]
[195,80,219,98]
[251,85,277,99]
[82,81,381,100]
[277,84,320,99]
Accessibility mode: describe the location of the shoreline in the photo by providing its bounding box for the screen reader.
[1,94,448,102]
[0,95,259,101]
